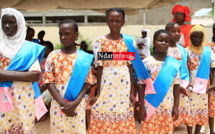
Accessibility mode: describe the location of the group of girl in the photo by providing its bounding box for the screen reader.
[0,7,215,134]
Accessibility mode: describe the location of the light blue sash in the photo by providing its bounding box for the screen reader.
[144,56,181,120]
[192,46,211,94]
[64,49,94,101]
[177,44,190,88]
[0,41,47,119]
[0,41,45,98]
[196,46,211,80]
[122,34,155,94]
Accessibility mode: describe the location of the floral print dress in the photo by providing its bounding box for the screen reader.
[138,56,180,134]
[187,48,215,126]
[206,42,215,117]
[88,36,137,134]
[167,46,191,126]
[0,52,41,134]
[43,50,94,134]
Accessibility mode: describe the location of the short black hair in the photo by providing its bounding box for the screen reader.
[58,19,78,32]
[213,23,215,29]
[165,22,178,31]
[43,41,54,51]
[213,23,215,33]
[26,26,34,33]
[105,8,125,20]
[38,30,45,36]
[153,29,170,42]
[80,41,87,47]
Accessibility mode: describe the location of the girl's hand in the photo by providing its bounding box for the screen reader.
[206,85,215,94]
[139,103,146,121]
[129,94,136,107]
[24,71,41,82]
[172,106,179,121]
[89,96,98,106]
[180,86,189,97]
[61,101,78,116]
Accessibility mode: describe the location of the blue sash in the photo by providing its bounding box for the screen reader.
[1,41,45,97]
[64,49,94,101]
[122,34,155,94]
[144,56,181,120]
[192,46,211,94]
[0,41,47,119]
[177,44,190,88]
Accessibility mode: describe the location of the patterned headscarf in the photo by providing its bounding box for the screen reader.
[172,5,191,22]
[0,8,26,59]
[188,25,205,54]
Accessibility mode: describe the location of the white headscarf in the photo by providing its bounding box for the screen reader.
[141,29,150,36]
[0,8,26,59]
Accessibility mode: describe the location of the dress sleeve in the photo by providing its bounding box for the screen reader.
[29,58,41,71]
[85,67,96,85]
[93,38,103,67]
[210,49,215,68]
[43,52,55,84]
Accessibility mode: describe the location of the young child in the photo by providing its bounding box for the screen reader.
[165,22,191,131]
[186,25,215,134]
[0,8,46,133]
[205,23,215,134]
[138,29,180,134]
[88,8,152,134]
[43,19,94,134]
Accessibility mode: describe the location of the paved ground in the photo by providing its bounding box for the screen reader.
[35,115,188,134]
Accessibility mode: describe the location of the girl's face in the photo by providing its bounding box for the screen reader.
[106,11,125,34]
[59,23,78,48]
[174,11,185,23]
[154,33,170,53]
[190,31,203,47]
[169,24,181,43]
[1,14,18,37]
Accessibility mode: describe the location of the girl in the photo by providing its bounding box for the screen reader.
[165,22,191,131]
[187,25,215,134]
[0,8,46,133]
[43,19,94,134]
[205,23,215,134]
[88,8,137,133]
[138,29,180,134]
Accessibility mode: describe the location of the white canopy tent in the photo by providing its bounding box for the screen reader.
[0,0,181,27]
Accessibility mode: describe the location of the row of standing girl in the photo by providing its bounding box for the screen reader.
[0,7,215,134]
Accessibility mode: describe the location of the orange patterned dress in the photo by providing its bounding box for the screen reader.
[43,49,94,134]
[206,42,215,117]
[0,52,41,134]
[167,46,191,126]
[187,48,215,126]
[138,56,180,134]
[88,36,137,134]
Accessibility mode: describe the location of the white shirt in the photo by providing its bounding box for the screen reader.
[136,37,151,57]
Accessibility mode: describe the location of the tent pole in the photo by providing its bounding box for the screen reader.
[143,9,146,29]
